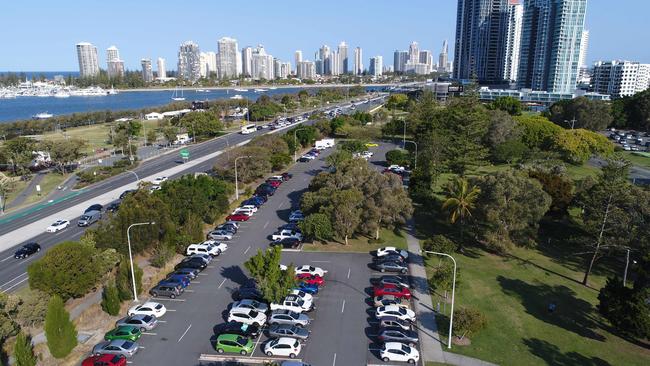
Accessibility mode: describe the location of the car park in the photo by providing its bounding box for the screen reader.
[115,314,158,331]
[46,219,70,232]
[268,310,311,327]
[378,326,419,346]
[268,324,310,340]
[92,339,139,358]
[294,265,327,277]
[379,342,419,364]
[231,299,269,313]
[82,354,126,366]
[376,305,416,322]
[150,283,183,298]
[228,308,267,326]
[128,302,166,318]
[296,273,324,286]
[215,321,261,338]
[373,284,411,299]
[215,334,254,355]
[263,337,302,358]
[208,229,234,240]
[174,257,207,270]
[14,242,40,259]
[104,326,142,342]
[373,261,408,274]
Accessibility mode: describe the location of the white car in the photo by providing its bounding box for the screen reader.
[231,299,269,313]
[232,207,254,216]
[202,240,228,253]
[362,151,374,158]
[228,308,267,326]
[294,265,327,277]
[271,229,303,242]
[376,246,409,259]
[186,242,225,257]
[239,205,258,213]
[128,302,166,318]
[379,342,420,364]
[376,305,416,322]
[300,154,316,161]
[151,176,168,185]
[388,165,406,172]
[263,337,302,358]
[290,289,314,303]
[270,294,314,313]
[46,219,70,233]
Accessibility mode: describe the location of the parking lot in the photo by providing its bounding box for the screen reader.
[603,128,650,152]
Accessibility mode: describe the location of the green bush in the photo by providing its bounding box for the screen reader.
[300,213,334,242]
[101,282,121,316]
[44,296,77,359]
[385,149,411,167]
[13,331,37,366]
[423,235,456,255]
[339,140,366,153]
[115,259,143,301]
[453,307,487,340]
[150,244,175,268]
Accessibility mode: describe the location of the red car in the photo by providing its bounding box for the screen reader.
[266,179,282,188]
[373,283,411,299]
[82,354,127,366]
[226,213,251,222]
[296,273,325,286]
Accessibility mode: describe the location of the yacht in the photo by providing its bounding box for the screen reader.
[254,88,268,93]
[268,87,277,90]
[107,87,119,95]
[230,94,244,100]
[234,88,248,92]
[33,112,54,120]
[54,92,70,98]
[171,86,185,101]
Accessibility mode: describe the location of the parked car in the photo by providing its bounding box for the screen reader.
[190,253,212,264]
[128,302,166,318]
[165,273,191,287]
[288,210,305,222]
[374,261,408,274]
[208,230,234,240]
[379,342,419,364]
[268,310,311,327]
[373,295,410,308]
[186,242,224,256]
[239,204,259,213]
[215,334,254,355]
[376,246,409,259]
[151,176,168,185]
[268,324,310,340]
[271,229,303,242]
[373,284,411,299]
[232,207,255,216]
[228,308,267,327]
[294,282,319,295]
[296,273,324,286]
[373,254,406,264]
[378,316,411,331]
[376,305,416,322]
[115,315,157,332]
[378,326,419,346]
[215,321,261,338]
[46,219,70,232]
[171,268,200,280]
[264,337,302,358]
[234,287,265,302]
[281,172,293,180]
[376,275,410,288]
[92,340,139,358]
[295,265,327,277]
[150,283,183,298]
[266,179,282,188]
[174,257,207,270]
[231,299,269,313]
[270,294,314,313]
[271,237,302,249]
[14,242,40,259]
[82,354,126,366]
[225,213,251,222]
[104,326,142,342]
[106,202,120,213]
[119,190,136,200]
[290,289,314,303]
[85,204,103,213]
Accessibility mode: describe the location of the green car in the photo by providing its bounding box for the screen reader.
[215,333,254,355]
[104,325,142,342]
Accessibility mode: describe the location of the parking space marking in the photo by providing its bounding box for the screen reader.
[249,330,265,358]
[263,220,269,229]
[167,309,177,312]
[207,265,215,268]
[198,273,208,276]
[192,281,200,284]
[332,352,337,366]
[310,260,331,263]
[152,298,185,302]
[157,320,167,323]
[142,332,157,336]
[341,300,346,313]
[218,279,226,289]
[347,267,351,279]
[185,289,195,293]
[177,324,192,342]
[244,246,251,254]
[278,202,284,209]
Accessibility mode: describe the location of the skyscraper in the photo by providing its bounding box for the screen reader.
[503,0,523,82]
[393,50,409,73]
[591,60,650,98]
[106,46,120,63]
[76,42,100,78]
[338,42,349,74]
[354,47,363,75]
[318,45,331,75]
[408,42,419,64]
[106,46,124,79]
[294,50,303,74]
[242,46,253,77]
[419,50,433,73]
[251,45,274,80]
[369,56,383,77]
[330,50,340,76]
[141,59,153,83]
[578,30,590,70]
[218,37,238,79]
[453,0,511,83]
[297,61,316,80]
[517,0,587,93]
[157,57,167,79]
[438,40,449,72]
[177,41,201,82]
[199,52,217,78]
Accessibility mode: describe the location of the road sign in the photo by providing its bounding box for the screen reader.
[180,149,190,159]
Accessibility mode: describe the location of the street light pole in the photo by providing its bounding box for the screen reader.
[125,170,139,183]
[127,222,155,302]
[293,127,309,162]
[423,250,457,349]
[404,139,418,170]
[623,248,631,287]
[402,120,407,148]
[234,155,251,200]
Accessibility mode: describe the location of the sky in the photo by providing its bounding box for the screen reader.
[0,0,649,72]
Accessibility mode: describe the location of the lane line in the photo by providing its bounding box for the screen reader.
[243,246,251,255]
[310,260,330,263]
[142,332,157,336]
[177,324,192,343]
[0,272,28,290]
[278,202,284,209]
[0,256,13,262]
[341,300,345,313]
[263,220,269,229]
[347,267,351,279]
[218,279,226,289]
[167,309,177,312]
[2,277,29,292]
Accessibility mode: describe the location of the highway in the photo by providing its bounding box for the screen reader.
[0,96,387,293]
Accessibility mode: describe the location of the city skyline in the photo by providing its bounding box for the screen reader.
[2,0,650,71]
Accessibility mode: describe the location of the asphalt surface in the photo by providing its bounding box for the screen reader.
[0,96,387,294]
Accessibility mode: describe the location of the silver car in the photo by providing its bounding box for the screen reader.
[269,310,311,328]
[92,339,139,358]
[268,324,310,340]
[115,314,158,331]
[208,230,234,241]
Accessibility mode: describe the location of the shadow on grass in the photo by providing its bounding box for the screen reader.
[497,276,605,341]
[523,338,612,366]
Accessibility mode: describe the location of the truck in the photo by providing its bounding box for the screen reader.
[314,139,335,150]
[270,294,314,313]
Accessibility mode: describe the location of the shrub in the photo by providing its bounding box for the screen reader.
[115,259,143,301]
[423,235,456,255]
[44,296,77,359]
[453,307,487,340]
[299,213,334,242]
[101,282,121,316]
[427,261,460,294]
[151,244,175,268]
[385,149,411,167]
[14,289,49,328]
[13,331,37,366]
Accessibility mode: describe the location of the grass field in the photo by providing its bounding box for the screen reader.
[4,177,29,207]
[624,151,650,169]
[20,173,69,206]
[302,228,407,253]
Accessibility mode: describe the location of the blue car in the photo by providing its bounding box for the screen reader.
[242,198,262,208]
[295,282,319,294]
[162,275,190,288]
[173,268,199,280]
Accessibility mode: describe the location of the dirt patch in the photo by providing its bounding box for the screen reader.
[452,336,472,346]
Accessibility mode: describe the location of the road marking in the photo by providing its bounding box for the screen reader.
[198,273,208,276]
[152,298,185,302]
[332,352,337,366]
[263,220,269,229]
[0,272,28,290]
[207,265,215,268]
[142,332,157,336]
[157,320,167,323]
[243,246,251,255]
[341,300,346,313]
[218,279,226,289]
[0,256,13,262]
[184,289,194,293]
[2,277,29,292]
[304,177,308,182]
[192,281,200,284]
[167,309,177,312]
[347,267,351,279]
[278,202,284,209]
[250,330,265,358]
[310,260,331,263]
[177,324,192,343]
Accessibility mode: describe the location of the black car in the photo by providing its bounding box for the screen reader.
[298,156,311,162]
[281,172,293,181]
[216,321,261,338]
[14,242,40,259]
[271,238,301,249]
[280,223,301,232]
[106,202,120,213]
[84,204,103,213]
[216,224,237,234]
[378,326,419,345]
[373,254,405,263]
[174,257,207,271]
[234,287,265,302]
[171,268,200,280]
[119,189,137,200]
[374,261,408,274]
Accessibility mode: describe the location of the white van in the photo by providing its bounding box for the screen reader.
[241,124,256,134]
[315,139,335,150]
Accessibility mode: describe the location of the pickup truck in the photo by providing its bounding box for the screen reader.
[271,229,303,242]
[270,294,314,313]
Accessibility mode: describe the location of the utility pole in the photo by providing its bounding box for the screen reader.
[564,115,577,129]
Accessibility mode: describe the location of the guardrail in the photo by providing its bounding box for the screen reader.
[198,353,302,365]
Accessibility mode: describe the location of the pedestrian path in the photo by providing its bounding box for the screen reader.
[5,171,46,209]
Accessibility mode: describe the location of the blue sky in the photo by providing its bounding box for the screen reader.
[0,0,648,71]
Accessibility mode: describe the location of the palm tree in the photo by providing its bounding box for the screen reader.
[441,177,481,249]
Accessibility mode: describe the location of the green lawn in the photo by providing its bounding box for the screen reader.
[423,242,650,366]
[302,228,407,253]
[624,151,650,170]
[21,173,69,206]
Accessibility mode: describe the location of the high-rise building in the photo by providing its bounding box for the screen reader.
[393,50,409,73]
[338,42,349,74]
[578,30,590,70]
[217,37,238,79]
[251,45,274,80]
[453,0,512,83]
[141,59,153,83]
[297,61,316,80]
[408,42,419,64]
[76,42,100,78]
[177,41,201,82]
[503,0,523,82]
[591,60,650,99]
[369,56,383,77]
[318,45,331,75]
[419,50,433,73]
[294,50,303,74]
[106,46,124,79]
[157,57,167,79]
[517,0,588,93]
[106,46,120,63]
[199,52,217,78]
[330,50,340,76]
[242,47,253,77]
[273,59,291,79]
[438,40,449,72]
[354,47,363,75]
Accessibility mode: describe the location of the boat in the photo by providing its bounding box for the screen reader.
[171,86,185,101]
[54,92,70,98]
[230,94,244,100]
[254,88,268,92]
[234,88,248,92]
[33,112,54,120]
[107,86,119,95]
[268,87,277,90]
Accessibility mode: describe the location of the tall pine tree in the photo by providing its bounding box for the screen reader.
[44,296,77,359]
[13,331,37,366]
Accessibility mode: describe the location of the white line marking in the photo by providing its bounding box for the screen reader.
[243,246,251,255]
[2,277,29,292]
[207,265,215,268]
[278,202,284,209]
[332,352,337,366]
[192,281,200,284]
[184,289,194,293]
[341,300,346,313]
[218,279,226,289]
[263,220,269,229]
[304,177,308,182]
[250,330,265,358]
[142,332,157,336]
[152,298,185,302]
[310,260,331,263]
[0,256,13,262]
[347,267,351,279]
[157,320,167,323]
[177,324,192,342]
[0,272,28,290]
[198,273,208,276]
[167,309,177,312]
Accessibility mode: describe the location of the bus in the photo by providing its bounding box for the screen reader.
[240,124,256,134]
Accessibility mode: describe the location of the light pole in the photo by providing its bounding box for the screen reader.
[623,248,637,287]
[423,250,456,349]
[125,170,139,183]
[234,155,251,200]
[403,139,418,170]
[401,119,407,148]
[127,221,155,302]
[564,116,577,129]
[293,127,310,162]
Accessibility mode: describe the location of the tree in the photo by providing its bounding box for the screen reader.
[484,110,520,150]
[338,140,366,153]
[40,138,86,174]
[428,261,459,297]
[441,177,481,249]
[0,172,14,214]
[27,241,105,299]
[515,115,563,151]
[598,276,650,338]
[546,97,613,131]
[528,169,574,215]
[13,331,37,366]
[44,295,77,359]
[489,96,522,116]
[331,189,363,245]
[553,128,614,165]
[423,235,456,255]
[101,282,121,316]
[146,129,157,145]
[299,213,334,242]
[0,293,18,344]
[452,307,487,340]
[385,149,411,167]
[244,247,296,303]
[493,139,528,164]
[385,94,409,110]
[0,137,35,175]
[115,258,143,301]
[177,111,223,138]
